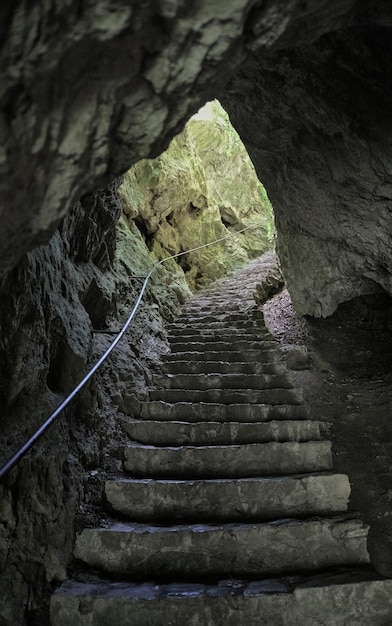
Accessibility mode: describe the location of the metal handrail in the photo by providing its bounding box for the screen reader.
[0,219,268,481]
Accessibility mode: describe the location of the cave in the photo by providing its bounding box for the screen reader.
[2,1,392,624]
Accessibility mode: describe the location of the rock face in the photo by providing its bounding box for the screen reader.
[0,0,382,283]
[119,100,274,289]
[0,184,188,625]
[0,0,278,279]
[222,21,392,315]
[3,0,392,623]
[2,2,392,306]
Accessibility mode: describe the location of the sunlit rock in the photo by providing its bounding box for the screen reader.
[118,101,274,289]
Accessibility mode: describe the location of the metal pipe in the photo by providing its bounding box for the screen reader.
[0,220,268,481]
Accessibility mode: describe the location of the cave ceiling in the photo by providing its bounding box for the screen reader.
[1,0,392,315]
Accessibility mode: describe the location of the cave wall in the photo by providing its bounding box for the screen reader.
[0,0,362,280]
[2,1,392,312]
[3,0,392,622]
[0,0,266,278]
[222,23,392,316]
[0,185,187,625]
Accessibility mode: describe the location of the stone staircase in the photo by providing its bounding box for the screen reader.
[51,261,392,625]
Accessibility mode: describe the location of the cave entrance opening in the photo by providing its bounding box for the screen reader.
[118,100,275,291]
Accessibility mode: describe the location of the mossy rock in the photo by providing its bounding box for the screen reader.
[118,100,274,290]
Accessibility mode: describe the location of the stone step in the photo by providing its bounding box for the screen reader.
[122,419,323,446]
[193,298,241,304]
[190,288,248,295]
[168,330,270,341]
[175,313,264,325]
[181,307,257,315]
[123,441,332,478]
[179,309,246,318]
[183,294,260,302]
[205,285,256,292]
[149,388,303,405]
[191,288,257,296]
[164,349,280,363]
[167,320,267,331]
[174,307,263,316]
[135,401,310,422]
[183,297,258,305]
[160,360,288,375]
[169,340,278,353]
[74,517,370,579]
[105,473,350,522]
[154,373,293,391]
[180,301,245,310]
[50,572,392,626]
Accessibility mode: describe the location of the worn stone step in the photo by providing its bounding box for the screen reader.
[190,289,247,295]
[168,330,270,341]
[183,297,258,306]
[169,340,278,353]
[50,571,392,626]
[123,441,332,478]
[177,310,246,319]
[174,303,262,311]
[135,401,310,422]
[175,313,264,325]
[164,349,281,362]
[149,388,303,405]
[74,517,369,579]
[192,288,257,296]
[189,306,261,313]
[180,309,258,317]
[167,320,267,331]
[122,418,324,446]
[206,285,257,292]
[160,360,288,376]
[153,373,293,391]
[181,300,256,307]
[105,473,350,522]
[179,302,244,312]
[198,300,256,306]
[167,333,272,345]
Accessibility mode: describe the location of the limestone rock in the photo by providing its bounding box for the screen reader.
[0,183,189,626]
[0,0,284,280]
[118,100,274,290]
[222,23,392,316]
[253,255,284,306]
[3,1,392,623]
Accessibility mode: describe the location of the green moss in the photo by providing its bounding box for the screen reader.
[118,100,275,290]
